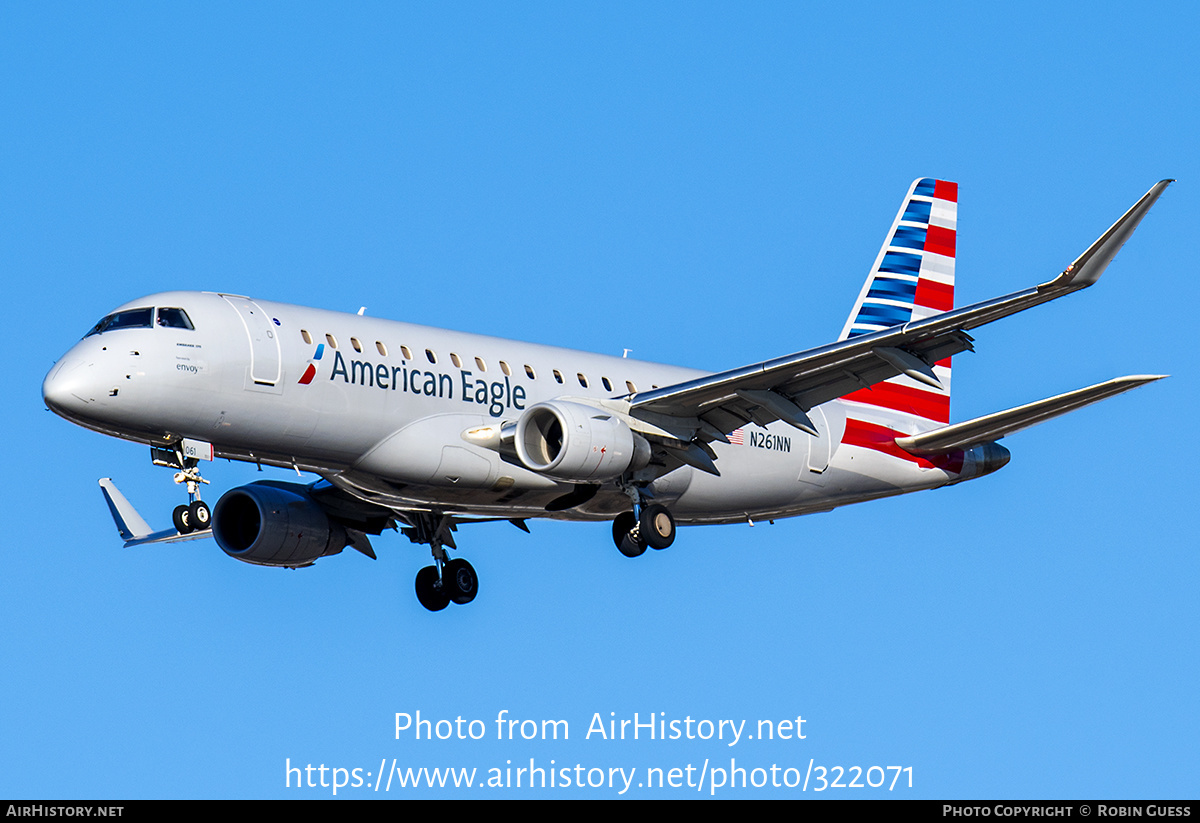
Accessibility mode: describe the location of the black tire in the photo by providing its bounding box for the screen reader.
[415,566,450,612]
[189,500,211,531]
[444,558,478,605]
[640,504,675,550]
[172,504,193,534]
[612,511,645,557]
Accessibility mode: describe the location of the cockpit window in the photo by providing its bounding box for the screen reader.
[156,307,194,330]
[84,307,154,338]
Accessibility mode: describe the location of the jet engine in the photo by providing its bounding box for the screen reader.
[212,481,348,568]
[942,441,1012,486]
[514,401,651,482]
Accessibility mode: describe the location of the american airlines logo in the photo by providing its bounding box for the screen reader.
[298,344,325,384]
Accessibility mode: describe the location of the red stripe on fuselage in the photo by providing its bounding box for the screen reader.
[841,418,964,472]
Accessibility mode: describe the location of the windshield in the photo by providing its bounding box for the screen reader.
[84,307,154,338]
[156,307,194,330]
[84,306,195,338]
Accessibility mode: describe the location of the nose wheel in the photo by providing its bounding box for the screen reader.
[172,500,211,534]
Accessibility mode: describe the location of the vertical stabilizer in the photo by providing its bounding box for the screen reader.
[839,178,958,428]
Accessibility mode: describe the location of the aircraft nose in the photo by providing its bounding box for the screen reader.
[42,353,96,417]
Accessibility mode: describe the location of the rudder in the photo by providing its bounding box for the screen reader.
[839,178,958,428]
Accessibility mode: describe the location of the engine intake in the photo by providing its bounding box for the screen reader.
[515,401,650,482]
[213,482,348,568]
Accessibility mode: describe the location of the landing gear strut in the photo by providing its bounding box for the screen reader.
[403,512,479,612]
[160,449,210,535]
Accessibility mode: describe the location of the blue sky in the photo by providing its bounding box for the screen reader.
[3,2,1197,798]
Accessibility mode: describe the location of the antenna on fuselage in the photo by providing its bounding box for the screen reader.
[357,307,366,316]
[622,348,632,359]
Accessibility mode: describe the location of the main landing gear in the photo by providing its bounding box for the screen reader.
[612,501,676,558]
[402,513,478,612]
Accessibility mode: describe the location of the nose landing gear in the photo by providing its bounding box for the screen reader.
[153,446,212,535]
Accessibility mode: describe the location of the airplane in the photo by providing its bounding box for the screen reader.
[42,178,1171,612]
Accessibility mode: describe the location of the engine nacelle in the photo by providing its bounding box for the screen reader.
[212,482,348,568]
[942,441,1012,486]
[514,401,650,482]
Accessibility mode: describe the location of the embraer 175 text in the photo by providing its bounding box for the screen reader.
[43,179,1171,611]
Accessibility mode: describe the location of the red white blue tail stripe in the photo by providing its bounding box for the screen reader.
[839,178,957,340]
[840,178,957,442]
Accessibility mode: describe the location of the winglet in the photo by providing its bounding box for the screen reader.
[99,478,153,541]
[1040,179,1173,292]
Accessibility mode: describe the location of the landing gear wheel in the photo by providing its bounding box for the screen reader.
[612,511,646,558]
[172,505,193,534]
[640,504,675,550]
[415,566,450,612]
[189,500,211,531]
[443,558,478,605]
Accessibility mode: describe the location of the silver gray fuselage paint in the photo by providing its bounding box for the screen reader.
[43,290,949,526]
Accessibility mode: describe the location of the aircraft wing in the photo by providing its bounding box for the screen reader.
[629,180,1171,439]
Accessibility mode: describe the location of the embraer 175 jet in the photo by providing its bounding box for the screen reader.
[43,179,1171,611]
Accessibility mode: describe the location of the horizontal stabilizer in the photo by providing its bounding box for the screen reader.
[98,478,212,547]
[895,375,1166,455]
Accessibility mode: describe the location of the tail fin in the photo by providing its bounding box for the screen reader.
[839,178,958,427]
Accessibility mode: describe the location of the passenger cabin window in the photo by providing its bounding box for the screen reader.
[475,357,487,371]
[376,341,387,356]
[500,361,512,377]
[156,308,194,330]
[425,349,437,364]
[351,337,363,353]
[601,377,613,392]
[450,353,462,368]
[553,370,564,384]
[401,346,413,360]
[301,329,313,345]
[85,307,154,337]
[577,373,589,388]
[625,380,637,393]
[325,334,338,349]
[524,364,536,379]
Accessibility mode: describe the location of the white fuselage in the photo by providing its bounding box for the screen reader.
[43,291,971,526]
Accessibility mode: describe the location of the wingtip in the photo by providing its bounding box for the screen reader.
[1041,180,1171,292]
